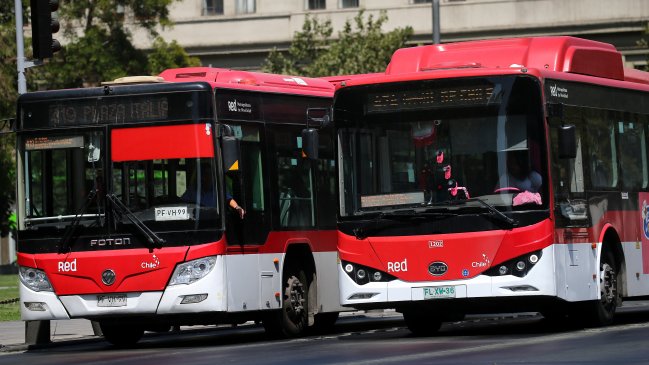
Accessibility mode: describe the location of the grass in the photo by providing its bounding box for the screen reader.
[0,274,20,321]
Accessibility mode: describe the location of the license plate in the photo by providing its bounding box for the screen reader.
[97,294,127,307]
[423,286,456,299]
[155,206,189,221]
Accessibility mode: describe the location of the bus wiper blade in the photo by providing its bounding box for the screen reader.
[467,198,518,228]
[58,189,98,254]
[107,194,165,248]
[353,210,456,240]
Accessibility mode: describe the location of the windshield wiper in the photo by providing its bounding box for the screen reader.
[353,210,456,240]
[465,198,518,228]
[58,189,98,253]
[107,194,165,249]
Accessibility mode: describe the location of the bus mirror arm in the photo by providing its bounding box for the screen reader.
[558,124,577,159]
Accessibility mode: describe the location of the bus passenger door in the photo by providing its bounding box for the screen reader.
[223,124,270,246]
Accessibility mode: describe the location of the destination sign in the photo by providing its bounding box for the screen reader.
[18,88,213,131]
[25,135,84,151]
[48,96,169,126]
[367,84,495,113]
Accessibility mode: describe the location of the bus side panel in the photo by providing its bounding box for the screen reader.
[314,251,346,313]
[259,253,281,310]
[225,254,262,312]
[622,241,649,296]
[554,242,598,302]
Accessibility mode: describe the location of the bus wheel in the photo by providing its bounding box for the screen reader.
[264,270,309,337]
[403,310,442,336]
[282,271,309,336]
[582,250,618,327]
[99,322,144,347]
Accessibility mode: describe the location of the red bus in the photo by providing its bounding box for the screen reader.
[331,37,649,334]
[14,68,343,345]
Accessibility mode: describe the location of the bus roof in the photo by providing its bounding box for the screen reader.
[339,36,649,89]
[159,67,335,97]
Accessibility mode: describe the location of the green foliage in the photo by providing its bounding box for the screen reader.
[33,0,196,89]
[0,136,15,238]
[263,10,413,77]
[147,38,201,75]
[0,2,21,237]
[33,26,148,88]
[0,275,20,322]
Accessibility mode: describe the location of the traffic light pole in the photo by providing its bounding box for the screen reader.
[15,0,41,95]
[15,0,50,347]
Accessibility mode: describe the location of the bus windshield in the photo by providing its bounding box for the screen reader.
[20,123,222,237]
[336,75,547,216]
[23,131,106,230]
[109,123,221,233]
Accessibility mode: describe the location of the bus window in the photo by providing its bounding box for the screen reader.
[273,128,315,228]
[618,117,648,190]
[584,109,618,189]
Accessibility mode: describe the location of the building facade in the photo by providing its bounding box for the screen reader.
[134,0,649,71]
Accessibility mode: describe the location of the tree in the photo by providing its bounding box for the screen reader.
[263,10,413,77]
[0,1,22,238]
[31,0,199,88]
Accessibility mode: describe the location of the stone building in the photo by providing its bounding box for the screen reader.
[128,0,649,71]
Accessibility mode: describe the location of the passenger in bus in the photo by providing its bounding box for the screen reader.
[182,172,245,218]
[226,192,245,219]
[496,150,542,193]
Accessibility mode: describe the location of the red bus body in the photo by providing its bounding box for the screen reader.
[333,37,649,332]
[15,68,342,344]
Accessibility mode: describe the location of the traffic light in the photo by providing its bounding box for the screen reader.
[30,0,61,59]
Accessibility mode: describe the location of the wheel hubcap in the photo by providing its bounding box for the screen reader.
[285,276,305,323]
[600,262,617,309]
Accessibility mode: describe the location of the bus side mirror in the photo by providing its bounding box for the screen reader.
[301,128,319,160]
[558,124,576,159]
[222,136,241,172]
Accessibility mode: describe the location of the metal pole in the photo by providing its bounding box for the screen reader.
[15,0,27,94]
[433,0,440,44]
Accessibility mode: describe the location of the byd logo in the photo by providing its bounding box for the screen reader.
[428,261,448,276]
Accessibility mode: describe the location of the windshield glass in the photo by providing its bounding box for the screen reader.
[336,75,547,216]
[110,123,221,231]
[22,131,106,230]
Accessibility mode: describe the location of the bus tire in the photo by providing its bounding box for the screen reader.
[403,310,442,336]
[581,250,619,327]
[99,322,144,347]
[264,270,309,337]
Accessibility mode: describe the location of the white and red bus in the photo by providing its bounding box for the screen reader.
[332,37,649,334]
[14,68,343,345]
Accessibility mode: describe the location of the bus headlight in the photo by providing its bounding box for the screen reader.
[19,266,53,292]
[169,257,216,285]
[341,261,396,285]
[484,250,542,278]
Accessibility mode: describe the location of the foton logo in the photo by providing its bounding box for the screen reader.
[387,259,408,272]
[90,238,131,247]
[58,259,77,272]
[428,261,448,276]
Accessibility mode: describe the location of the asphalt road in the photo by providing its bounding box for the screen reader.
[2,304,649,365]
